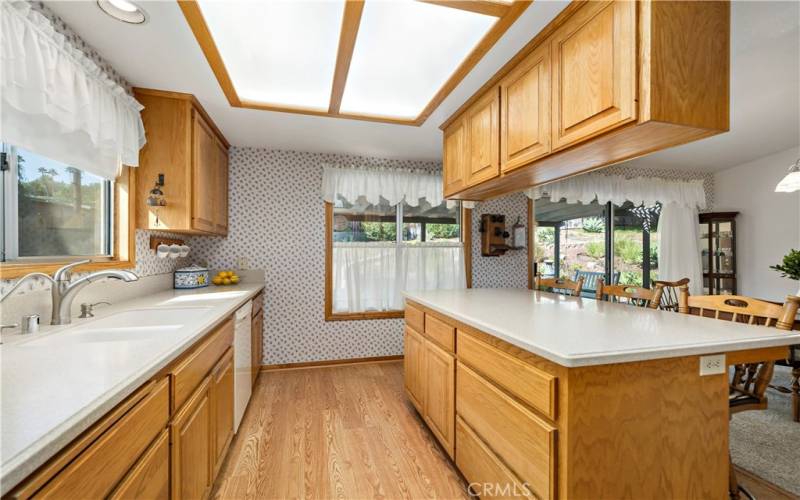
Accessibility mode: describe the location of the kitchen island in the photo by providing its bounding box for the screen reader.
[403,288,800,499]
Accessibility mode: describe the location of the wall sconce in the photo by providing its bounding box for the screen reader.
[146,173,167,225]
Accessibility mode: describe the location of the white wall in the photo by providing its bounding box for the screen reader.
[714,146,800,301]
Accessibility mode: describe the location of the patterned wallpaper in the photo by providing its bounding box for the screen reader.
[471,193,530,289]
[184,148,531,365]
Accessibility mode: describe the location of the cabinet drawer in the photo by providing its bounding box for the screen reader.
[457,363,556,500]
[405,303,425,333]
[109,430,169,500]
[456,417,532,499]
[425,314,455,352]
[458,331,556,419]
[172,317,234,412]
[35,378,169,499]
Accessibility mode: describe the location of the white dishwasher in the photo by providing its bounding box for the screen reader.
[233,300,252,432]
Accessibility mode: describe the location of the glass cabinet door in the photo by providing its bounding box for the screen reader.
[714,221,734,274]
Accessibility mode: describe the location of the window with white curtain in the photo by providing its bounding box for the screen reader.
[1,143,114,262]
[323,165,467,318]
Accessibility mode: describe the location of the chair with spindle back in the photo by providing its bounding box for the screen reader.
[595,278,664,309]
[677,286,800,499]
[534,274,584,297]
[652,278,690,311]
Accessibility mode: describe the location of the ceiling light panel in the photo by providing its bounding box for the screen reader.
[340,1,495,119]
[197,0,344,110]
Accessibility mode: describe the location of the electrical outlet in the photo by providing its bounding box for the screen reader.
[699,354,726,376]
[236,257,249,269]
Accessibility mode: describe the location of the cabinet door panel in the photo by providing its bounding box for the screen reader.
[466,89,500,186]
[501,43,551,172]
[443,118,467,196]
[251,309,264,386]
[192,112,217,233]
[215,140,229,235]
[211,348,234,478]
[403,326,426,413]
[109,430,170,500]
[424,340,455,458]
[171,378,212,500]
[551,0,636,150]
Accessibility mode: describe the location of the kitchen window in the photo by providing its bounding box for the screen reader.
[0,143,136,279]
[326,196,466,320]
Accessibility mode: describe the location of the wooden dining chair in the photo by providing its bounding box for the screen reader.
[534,274,584,297]
[595,278,664,309]
[652,278,690,311]
[677,286,800,499]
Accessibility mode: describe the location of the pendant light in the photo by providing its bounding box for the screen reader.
[775,158,800,193]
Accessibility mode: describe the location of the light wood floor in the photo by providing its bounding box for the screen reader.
[213,361,468,500]
[214,361,794,500]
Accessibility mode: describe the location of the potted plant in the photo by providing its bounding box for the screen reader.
[770,249,800,296]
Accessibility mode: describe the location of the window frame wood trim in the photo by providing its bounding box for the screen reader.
[324,201,472,321]
[0,167,137,280]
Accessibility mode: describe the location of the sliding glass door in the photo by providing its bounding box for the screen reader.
[533,197,660,297]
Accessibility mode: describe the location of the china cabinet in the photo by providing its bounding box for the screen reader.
[699,212,738,295]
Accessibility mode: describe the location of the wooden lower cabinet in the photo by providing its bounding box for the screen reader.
[109,430,170,500]
[404,300,731,499]
[403,326,427,413]
[456,417,531,499]
[171,378,213,500]
[251,308,263,386]
[424,340,455,458]
[211,348,235,478]
[457,363,555,500]
[10,309,246,500]
[403,318,456,459]
[30,378,170,500]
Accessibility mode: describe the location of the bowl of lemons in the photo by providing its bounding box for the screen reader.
[212,270,240,286]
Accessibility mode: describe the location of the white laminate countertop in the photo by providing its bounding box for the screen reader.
[404,288,800,368]
[0,283,264,495]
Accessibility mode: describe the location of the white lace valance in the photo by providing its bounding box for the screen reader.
[322,165,457,208]
[0,1,146,180]
[525,173,707,209]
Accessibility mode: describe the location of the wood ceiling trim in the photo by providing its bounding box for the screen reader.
[329,0,365,114]
[417,0,511,18]
[178,0,532,127]
[177,0,240,107]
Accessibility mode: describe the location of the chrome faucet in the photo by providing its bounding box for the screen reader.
[51,260,138,325]
[0,260,139,326]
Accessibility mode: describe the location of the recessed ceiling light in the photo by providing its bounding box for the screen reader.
[97,0,147,24]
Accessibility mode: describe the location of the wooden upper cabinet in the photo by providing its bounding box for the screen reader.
[466,89,500,186]
[134,88,229,236]
[439,1,728,201]
[500,43,551,172]
[550,0,636,150]
[192,112,217,233]
[443,118,467,197]
[215,139,229,235]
